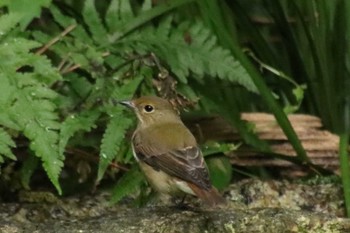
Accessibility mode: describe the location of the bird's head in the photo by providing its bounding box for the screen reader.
[119,96,180,128]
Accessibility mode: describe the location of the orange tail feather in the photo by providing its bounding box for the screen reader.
[188,183,226,206]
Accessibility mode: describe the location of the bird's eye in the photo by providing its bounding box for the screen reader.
[144,105,154,113]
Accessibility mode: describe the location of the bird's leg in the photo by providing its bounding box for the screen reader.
[169,194,198,211]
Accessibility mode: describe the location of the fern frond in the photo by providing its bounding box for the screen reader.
[187,23,254,89]
[83,0,108,44]
[12,86,63,194]
[141,0,152,11]
[1,38,41,68]
[0,13,22,37]
[20,155,39,190]
[97,76,143,182]
[0,73,19,130]
[3,0,51,30]
[97,109,133,182]
[110,165,144,204]
[0,34,63,194]
[0,128,16,162]
[110,75,144,100]
[106,0,134,33]
[117,20,257,92]
[59,110,100,156]
[36,5,107,75]
[49,5,92,43]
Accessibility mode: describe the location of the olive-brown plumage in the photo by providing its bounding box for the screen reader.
[120,96,225,206]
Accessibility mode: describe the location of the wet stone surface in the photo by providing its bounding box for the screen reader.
[1,178,349,233]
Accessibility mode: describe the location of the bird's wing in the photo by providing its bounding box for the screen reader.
[135,144,211,190]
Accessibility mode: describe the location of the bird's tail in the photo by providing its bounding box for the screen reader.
[188,183,226,207]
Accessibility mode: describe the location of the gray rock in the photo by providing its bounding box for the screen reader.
[1,206,350,233]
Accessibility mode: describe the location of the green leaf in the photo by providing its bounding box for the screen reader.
[20,155,39,190]
[67,74,93,98]
[106,0,134,33]
[0,31,63,194]
[118,20,257,92]
[59,110,100,156]
[108,0,195,42]
[2,0,51,30]
[0,13,22,37]
[111,75,144,101]
[0,73,19,130]
[200,142,235,190]
[110,165,144,204]
[12,94,63,194]
[206,156,232,190]
[141,0,152,11]
[82,0,108,44]
[97,75,144,182]
[293,84,306,104]
[97,109,133,182]
[201,141,240,157]
[49,5,92,43]
[0,127,16,161]
[283,85,307,114]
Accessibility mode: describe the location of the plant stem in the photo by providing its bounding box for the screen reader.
[197,0,309,163]
[231,44,309,163]
[339,133,350,217]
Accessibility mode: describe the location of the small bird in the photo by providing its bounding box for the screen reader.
[120,96,225,206]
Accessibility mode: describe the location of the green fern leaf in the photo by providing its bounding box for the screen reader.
[11,92,63,194]
[29,55,62,85]
[97,76,143,182]
[59,110,100,156]
[110,75,144,100]
[97,109,133,182]
[206,156,232,191]
[169,22,256,92]
[0,34,63,194]
[186,23,255,89]
[49,5,93,44]
[0,128,16,162]
[106,0,134,33]
[39,5,106,74]
[104,54,126,69]
[1,37,61,85]
[3,0,51,30]
[83,0,108,44]
[105,0,119,32]
[110,164,144,204]
[156,15,173,37]
[118,20,257,92]
[0,13,22,37]
[1,38,41,69]
[20,154,39,190]
[0,73,19,130]
[141,0,152,11]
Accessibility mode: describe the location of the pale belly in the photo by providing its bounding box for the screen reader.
[132,143,195,196]
[139,162,195,196]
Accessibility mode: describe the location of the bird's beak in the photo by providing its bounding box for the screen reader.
[118,100,135,109]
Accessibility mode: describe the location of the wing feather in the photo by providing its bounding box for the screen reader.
[133,123,212,190]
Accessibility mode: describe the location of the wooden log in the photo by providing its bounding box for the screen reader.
[186,113,346,174]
